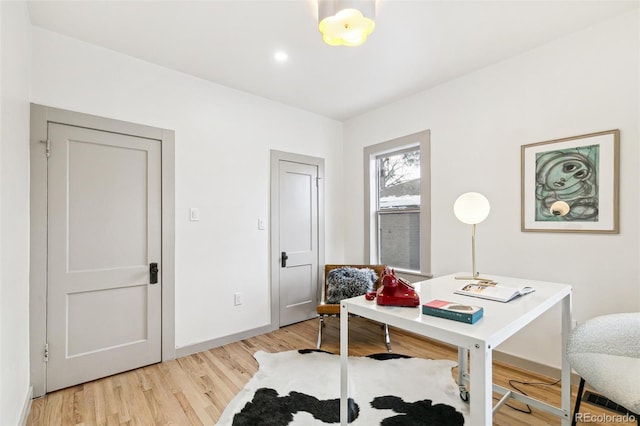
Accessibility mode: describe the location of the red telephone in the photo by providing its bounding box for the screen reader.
[372,268,420,307]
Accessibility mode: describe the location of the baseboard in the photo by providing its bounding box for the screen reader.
[493,350,582,385]
[176,323,582,388]
[18,386,33,426]
[175,323,276,358]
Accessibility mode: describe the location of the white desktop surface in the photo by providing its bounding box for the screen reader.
[339,273,572,425]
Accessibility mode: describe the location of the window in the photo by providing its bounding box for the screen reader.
[377,147,421,270]
[364,131,430,275]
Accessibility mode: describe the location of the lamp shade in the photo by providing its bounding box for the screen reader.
[318,0,375,47]
[454,192,490,225]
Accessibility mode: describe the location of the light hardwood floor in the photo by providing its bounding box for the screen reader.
[27,317,635,425]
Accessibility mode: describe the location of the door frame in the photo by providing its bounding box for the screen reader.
[269,150,325,328]
[29,104,176,397]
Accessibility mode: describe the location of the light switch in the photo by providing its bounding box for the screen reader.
[190,208,200,221]
[234,292,244,306]
[258,218,265,230]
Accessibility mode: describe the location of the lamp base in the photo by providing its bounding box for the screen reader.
[454,275,496,283]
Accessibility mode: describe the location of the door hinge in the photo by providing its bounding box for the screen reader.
[40,139,51,158]
[44,343,49,362]
[316,177,321,187]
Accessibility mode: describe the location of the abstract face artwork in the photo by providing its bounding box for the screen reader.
[522,130,618,233]
[534,144,599,221]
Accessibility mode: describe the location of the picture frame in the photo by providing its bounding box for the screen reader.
[521,129,619,233]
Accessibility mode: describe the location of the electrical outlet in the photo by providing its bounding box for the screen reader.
[234,292,244,306]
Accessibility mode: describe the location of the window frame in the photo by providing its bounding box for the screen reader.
[364,130,431,277]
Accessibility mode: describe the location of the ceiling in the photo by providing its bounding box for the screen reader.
[27,1,638,121]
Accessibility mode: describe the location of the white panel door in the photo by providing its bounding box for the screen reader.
[278,160,319,326]
[46,122,162,392]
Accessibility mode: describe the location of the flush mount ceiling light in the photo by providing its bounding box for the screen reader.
[274,50,288,62]
[318,0,375,47]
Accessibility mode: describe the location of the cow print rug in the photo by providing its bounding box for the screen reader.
[217,349,468,425]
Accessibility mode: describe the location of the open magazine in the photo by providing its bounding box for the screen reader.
[454,281,535,303]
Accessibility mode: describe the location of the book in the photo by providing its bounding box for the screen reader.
[422,299,484,324]
[454,281,535,303]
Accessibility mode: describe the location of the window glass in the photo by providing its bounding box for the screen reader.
[376,148,420,271]
[379,211,420,271]
[377,149,420,210]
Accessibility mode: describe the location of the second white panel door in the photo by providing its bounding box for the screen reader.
[278,160,319,326]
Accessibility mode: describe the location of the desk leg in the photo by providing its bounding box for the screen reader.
[340,303,349,426]
[457,347,469,401]
[469,342,492,425]
[561,293,572,426]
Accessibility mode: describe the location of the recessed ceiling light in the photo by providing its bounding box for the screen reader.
[274,51,288,63]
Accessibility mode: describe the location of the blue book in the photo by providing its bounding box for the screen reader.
[422,299,483,324]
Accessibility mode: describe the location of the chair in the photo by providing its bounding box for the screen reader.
[317,264,390,351]
[567,313,640,426]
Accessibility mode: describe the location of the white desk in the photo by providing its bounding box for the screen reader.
[339,273,572,425]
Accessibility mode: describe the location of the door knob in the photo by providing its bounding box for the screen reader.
[281,252,288,268]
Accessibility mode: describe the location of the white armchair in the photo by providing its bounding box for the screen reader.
[567,313,640,425]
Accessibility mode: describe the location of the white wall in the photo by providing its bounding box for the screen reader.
[343,10,639,369]
[30,28,344,349]
[1,1,32,424]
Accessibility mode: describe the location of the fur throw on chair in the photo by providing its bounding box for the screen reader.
[326,267,378,304]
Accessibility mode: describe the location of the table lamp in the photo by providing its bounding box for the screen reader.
[453,192,493,282]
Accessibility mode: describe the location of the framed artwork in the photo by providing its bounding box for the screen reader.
[521,129,619,233]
